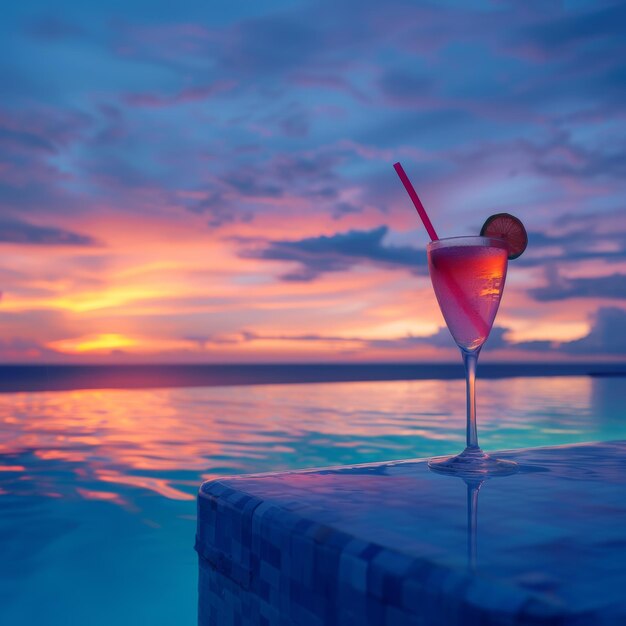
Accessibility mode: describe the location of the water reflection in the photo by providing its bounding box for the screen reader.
[0,377,625,626]
[591,376,626,426]
[0,376,610,507]
[428,472,492,574]
[465,479,481,572]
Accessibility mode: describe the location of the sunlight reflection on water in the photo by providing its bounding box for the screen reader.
[0,376,624,625]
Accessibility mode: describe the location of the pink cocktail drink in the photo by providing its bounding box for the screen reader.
[427,236,516,477]
[428,238,508,351]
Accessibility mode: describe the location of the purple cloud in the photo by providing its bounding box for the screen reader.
[516,3,626,51]
[0,127,56,152]
[243,226,424,281]
[563,307,626,355]
[531,271,626,302]
[376,69,437,108]
[0,219,97,246]
[124,80,236,108]
[226,325,519,353]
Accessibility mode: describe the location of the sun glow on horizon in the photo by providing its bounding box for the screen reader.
[49,334,140,354]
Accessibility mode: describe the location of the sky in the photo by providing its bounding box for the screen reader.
[1,0,625,363]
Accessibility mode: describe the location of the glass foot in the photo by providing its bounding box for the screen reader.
[428,446,518,478]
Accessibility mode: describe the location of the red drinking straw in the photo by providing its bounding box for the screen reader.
[393,161,489,339]
[393,162,438,241]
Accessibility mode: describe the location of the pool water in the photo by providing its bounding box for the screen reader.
[0,376,624,625]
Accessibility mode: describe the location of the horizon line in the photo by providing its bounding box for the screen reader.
[0,361,624,395]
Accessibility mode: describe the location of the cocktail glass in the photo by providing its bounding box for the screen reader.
[427,236,517,477]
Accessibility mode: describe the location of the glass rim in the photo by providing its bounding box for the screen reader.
[426,235,508,249]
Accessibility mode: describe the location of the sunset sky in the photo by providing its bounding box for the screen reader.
[1,0,625,362]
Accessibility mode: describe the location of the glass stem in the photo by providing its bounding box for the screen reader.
[462,347,481,450]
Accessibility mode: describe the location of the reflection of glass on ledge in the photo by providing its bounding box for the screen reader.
[437,473,507,574]
[465,478,482,573]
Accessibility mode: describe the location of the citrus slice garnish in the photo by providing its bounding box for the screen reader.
[480,213,528,259]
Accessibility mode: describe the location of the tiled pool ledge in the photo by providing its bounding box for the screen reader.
[196,442,626,625]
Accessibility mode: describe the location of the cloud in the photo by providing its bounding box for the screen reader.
[531,270,626,302]
[278,109,310,138]
[499,308,626,356]
[0,106,89,216]
[235,311,626,358]
[562,307,626,355]
[222,172,284,198]
[512,339,555,353]
[182,190,251,228]
[24,16,85,41]
[0,337,61,360]
[366,328,454,350]
[124,80,236,108]
[444,133,626,196]
[519,212,626,269]
[241,330,358,344]
[377,69,436,108]
[183,334,241,348]
[0,106,89,151]
[219,16,324,77]
[243,226,425,281]
[0,219,97,246]
[533,139,626,181]
[332,202,361,218]
[175,144,355,227]
[227,325,510,353]
[517,3,626,51]
[367,326,510,351]
[230,328,453,350]
[288,72,369,103]
[239,311,625,359]
[0,127,56,152]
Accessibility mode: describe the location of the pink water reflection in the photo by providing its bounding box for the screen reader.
[0,376,618,506]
